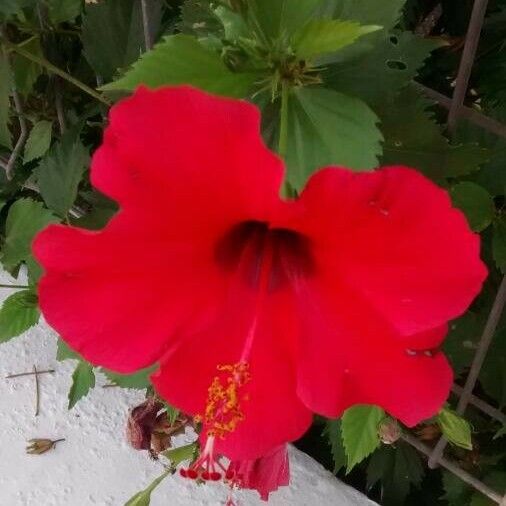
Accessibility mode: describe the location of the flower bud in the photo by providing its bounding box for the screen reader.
[378,419,401,445]
[26,438,64,455]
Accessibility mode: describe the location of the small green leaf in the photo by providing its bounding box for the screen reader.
[0,289,39,343]
[451,182,495,232]
[68,361,95,409]
[56,338,81,361]
[293,19,380,60]
[493,218,506,273]
[101,34,258,98]
[162,443,197,467]
[125,470,170,506]
[437,408,473,450]
[1,199,58,272]
[341,404,385,472]
[0,50,12,149]
[284,86,382,189]
[102,366,156,389]
[324,419,347,473]
[24,120,53,163]
[36,134,89,217]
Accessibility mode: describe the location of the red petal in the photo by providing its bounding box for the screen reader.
[293,166,487,336]
[33,86,285,372]
[295,282,453,426]
[152,289,312,461]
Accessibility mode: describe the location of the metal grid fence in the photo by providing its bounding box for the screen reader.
[410,0,506,503]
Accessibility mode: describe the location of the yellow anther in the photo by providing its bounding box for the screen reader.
[198,362,251,439]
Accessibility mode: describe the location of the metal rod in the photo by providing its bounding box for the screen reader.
[451,384,506,424]
[140,0,153,51]
[429,276,506,468]
[402,433,504,504]
[447,0,490,133]
[417,84,506,139]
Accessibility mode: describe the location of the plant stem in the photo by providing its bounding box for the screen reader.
[4,42,111,106]
[34,365,40,417]
[278,81,295,199]
[6,369,55,379]
[0,284,30,289]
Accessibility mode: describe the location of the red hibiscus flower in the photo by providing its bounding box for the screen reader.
[33,86,486,487]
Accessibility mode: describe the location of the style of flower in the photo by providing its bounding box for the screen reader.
[33,86,486,498]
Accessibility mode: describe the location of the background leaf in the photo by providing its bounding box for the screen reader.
[324,419,347,473]
[102,366,156,389]
[24,120,52,163]
[125,470,170,506]
[101,34,258,98]
[1,199,58,272]
[36,134,89,217]
[0,289,39,343]
[285,86,382,189]
[450,182,495,232]
[68,361,96,409]
[341,404,385,472]
[0,51,12,149]
[293,20,380,60]
[82,0,162,81]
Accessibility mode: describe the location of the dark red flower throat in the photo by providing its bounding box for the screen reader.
[215,220,314,291]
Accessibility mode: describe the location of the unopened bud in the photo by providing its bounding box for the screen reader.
[378,419,401,445]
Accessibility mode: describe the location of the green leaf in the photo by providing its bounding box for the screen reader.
[493,218,506,273]
[0,289,39,343]
[437,408,473,450]
[179,0,223,38]
[493,425,506,440]
[450,182,495,232]
[444,312,481,376]
[47,0,83,24]
[68,361,95,409]
[101,34,258,98]
[379,89,488,181]
[82,0,162,81]
[325,33,439,106]
[35,134,89,217]
[470,472,506,506]
[341,404,385,472]
[480,328,506,407]
[285,86,381,189]
[0,50,12,149]
[56,338,81,361]
[441,470,473,505]
[24,120,53,163]
[367,442,424,504]
[162,443,197,468]
[293,19,380,60]
[102,366,156,389]
[324,419,347,473]
[323,0,407,29]
[124,470,170,506]
[1,199,58,272]
[248,0,324,41]
[165,403,180,425]
[13,37,43,95]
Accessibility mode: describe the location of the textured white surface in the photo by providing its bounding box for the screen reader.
[0,271,377,506]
